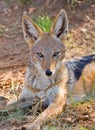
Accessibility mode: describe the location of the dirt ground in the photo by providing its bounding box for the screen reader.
[0,0,95,130]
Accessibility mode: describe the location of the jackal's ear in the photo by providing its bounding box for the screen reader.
[22,15,43,45]
[50,9,68,39]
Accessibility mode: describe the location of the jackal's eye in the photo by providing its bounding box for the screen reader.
[53,52,60,57]
[36,52,44,58]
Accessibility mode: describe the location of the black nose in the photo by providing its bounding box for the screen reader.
[45,69,52,76]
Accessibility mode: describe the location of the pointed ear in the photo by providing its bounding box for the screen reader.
[22,15,43,45]
[50,9,68,39]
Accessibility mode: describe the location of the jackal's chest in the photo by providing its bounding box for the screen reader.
[21,81,59,109]
[33,75,51,90]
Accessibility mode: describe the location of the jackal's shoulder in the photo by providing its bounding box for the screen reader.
[66,54,95,101]
[66,54,95,80]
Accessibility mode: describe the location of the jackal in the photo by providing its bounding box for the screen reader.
[20,9,95,130]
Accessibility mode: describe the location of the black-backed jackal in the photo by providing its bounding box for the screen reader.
[20,9,95,130]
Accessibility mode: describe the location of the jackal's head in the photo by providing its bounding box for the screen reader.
[22,9,68,76]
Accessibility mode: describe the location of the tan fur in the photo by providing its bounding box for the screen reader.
[69,61,95,101]
[78,62,95,94]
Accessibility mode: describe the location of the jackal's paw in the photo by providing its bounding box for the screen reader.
[26,123,41,130]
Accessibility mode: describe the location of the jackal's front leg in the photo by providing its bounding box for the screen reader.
[26,87,67,130]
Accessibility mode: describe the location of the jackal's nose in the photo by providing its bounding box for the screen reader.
[45,69,52,76]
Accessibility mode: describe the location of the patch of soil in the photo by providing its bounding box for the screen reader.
[0,0,95,129]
